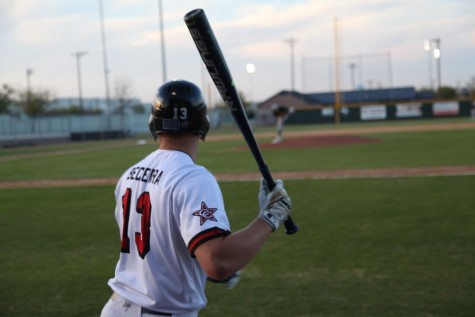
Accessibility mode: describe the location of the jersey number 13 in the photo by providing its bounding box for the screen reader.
[120,188,151,259]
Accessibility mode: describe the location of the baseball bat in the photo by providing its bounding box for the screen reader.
[184,8,298,235]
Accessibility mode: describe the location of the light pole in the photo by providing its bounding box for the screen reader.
[246,63,255,103]
[349,63,356,90]
[423,40,433,90]
[26,68,33,95]
[283,37,297,91]
[72,51,87,113]
[386,50,393,88]
[424,38,441,92]
[433,38,441,92]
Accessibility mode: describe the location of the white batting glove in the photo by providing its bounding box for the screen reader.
[207,271,241,290]
[258,179,292,231]
[258,178,270,210]
[224,271,241,289]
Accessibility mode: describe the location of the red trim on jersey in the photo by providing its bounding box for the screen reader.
[188,227,230,257]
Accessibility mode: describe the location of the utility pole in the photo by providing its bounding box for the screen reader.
[432,38,441,92]
[26,68,33,95]
[98,0,111,121]
[157,0,167,82]
[25,68,33,107]
[349,63,356,90]
[283,37,297,91]
[333,17,342,124]
[72,51,87,113]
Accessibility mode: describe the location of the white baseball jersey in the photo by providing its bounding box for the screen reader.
[108,149,231,314]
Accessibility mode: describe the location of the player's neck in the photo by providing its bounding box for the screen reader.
[158,134,200,161]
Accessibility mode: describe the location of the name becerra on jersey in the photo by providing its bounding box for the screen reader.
[126,166,163,185]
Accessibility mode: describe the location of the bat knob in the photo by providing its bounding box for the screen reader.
[284,217,298,235]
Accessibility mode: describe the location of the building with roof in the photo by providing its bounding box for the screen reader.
[256,86,472,125]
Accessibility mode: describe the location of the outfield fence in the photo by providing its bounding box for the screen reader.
[261,100,474,125]
[1,100,473,147]
[0,110,227,147]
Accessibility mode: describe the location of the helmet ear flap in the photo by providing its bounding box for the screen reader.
[200,115,210,140]
[148,114,159,141]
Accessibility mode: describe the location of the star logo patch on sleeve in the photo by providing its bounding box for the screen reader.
[192,201,218,225]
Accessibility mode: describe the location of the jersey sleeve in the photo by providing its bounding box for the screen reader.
[173,168,231,257]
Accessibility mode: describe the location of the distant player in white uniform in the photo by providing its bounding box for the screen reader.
[271,104,294,144]
[100,80,292,317]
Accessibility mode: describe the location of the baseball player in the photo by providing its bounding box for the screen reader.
[271,104,294,144]
[100,80,292,317]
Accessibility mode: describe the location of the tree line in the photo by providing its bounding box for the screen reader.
[0,79,146,118]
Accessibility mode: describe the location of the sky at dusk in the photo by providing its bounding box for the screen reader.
[1,0,474,106]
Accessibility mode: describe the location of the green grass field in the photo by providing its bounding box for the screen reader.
[1,118,474,316]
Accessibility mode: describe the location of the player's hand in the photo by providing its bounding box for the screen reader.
[258,179,292,231]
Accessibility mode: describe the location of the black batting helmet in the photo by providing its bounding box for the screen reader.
[149,80,210,141]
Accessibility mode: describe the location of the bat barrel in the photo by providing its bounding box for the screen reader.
[184,8,203,21]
